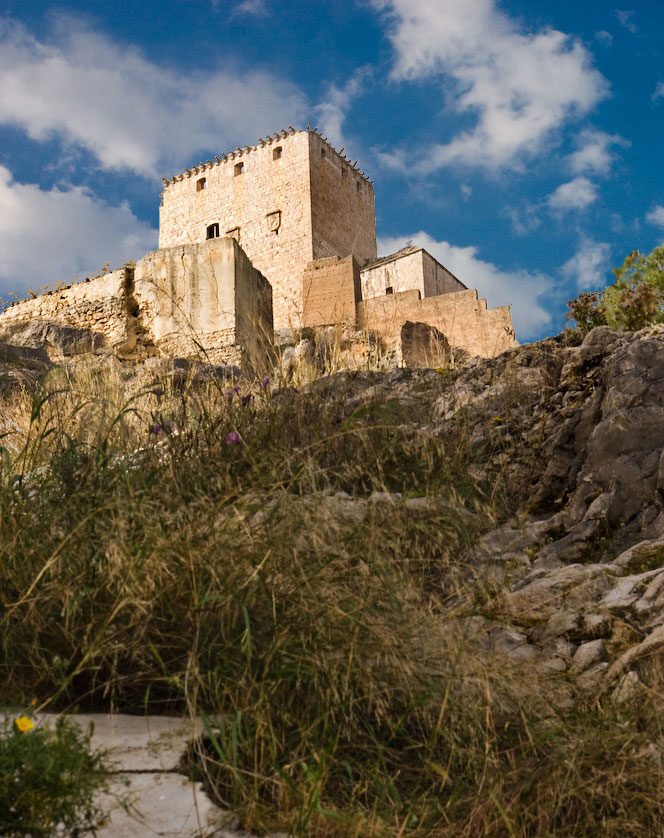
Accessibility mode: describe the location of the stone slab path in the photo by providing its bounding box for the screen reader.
[4,712,290,837]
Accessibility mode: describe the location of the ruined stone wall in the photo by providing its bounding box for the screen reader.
[357,288,517,358]
[0,240,273,372]
[360,248,466,301]
[308,132,376,269]
[135,238,272,371]
[302,255,361,327]
[159,129,312,331]
[0,271,130,349]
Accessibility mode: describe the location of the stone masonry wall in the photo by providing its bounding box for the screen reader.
[158,128,376,332]
[0,271,131,350]
[159,129,312,331]
[134,238,273,371]
[357,288,517,358]
[0,240,273,372]
[360,248,466,301]
[302,255,361,327]
[308,132,376,269]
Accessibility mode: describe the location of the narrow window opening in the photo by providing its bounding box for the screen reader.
[234,162,244,176]
[273,146,283,160]
[196,177,206,191]
[385,286,394,295]
[206,223,220,239]
[341,167,346,178]
[356,180,361,193]
[320,148,326,160]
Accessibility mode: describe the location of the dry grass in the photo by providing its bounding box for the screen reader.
[1,354,664,836]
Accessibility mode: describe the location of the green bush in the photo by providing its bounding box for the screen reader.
[0,712,109,837]
[568,245,664,334]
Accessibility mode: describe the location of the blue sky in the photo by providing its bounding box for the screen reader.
[0,0,662,341]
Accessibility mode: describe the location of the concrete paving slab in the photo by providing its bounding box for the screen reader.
[69,712,205,771]
[96,772,234,837]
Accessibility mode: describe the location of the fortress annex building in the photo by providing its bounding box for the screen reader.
[0,127,516,368]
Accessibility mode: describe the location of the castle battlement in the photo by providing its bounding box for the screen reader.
[161,126,373,190]
[159,127,377,330]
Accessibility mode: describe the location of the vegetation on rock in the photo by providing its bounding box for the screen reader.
[2,322,664,836]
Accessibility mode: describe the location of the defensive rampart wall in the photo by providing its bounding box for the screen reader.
[357,288,516,358]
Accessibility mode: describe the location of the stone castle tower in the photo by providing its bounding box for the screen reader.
[0,126,517,369]
[159,127,377,331]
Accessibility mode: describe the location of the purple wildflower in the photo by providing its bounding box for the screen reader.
[241,393,252,407]
[232,385,241,394]
[225,430,242,445]
[260,376,270,389]
[149,423,162,435]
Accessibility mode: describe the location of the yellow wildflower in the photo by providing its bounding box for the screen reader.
[14,716,34,733]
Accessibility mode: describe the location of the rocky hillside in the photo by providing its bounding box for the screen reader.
[4,321,664,835]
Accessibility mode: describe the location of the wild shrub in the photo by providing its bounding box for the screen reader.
[567,244,664,334]
[0,712,108,837]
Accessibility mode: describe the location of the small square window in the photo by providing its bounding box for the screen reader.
[234,162,244,176]
[385,286,393,295]
[273,146,283,160]
[196,177,206,191]
[206,223,220,239]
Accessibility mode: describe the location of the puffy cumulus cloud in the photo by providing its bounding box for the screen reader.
[377,231,552,339]
[547,177,598,212]
[561,239,611,291]
[0,16,307,177]
[566,129,626,176]
[0,166,157,299]
[646,205,664,228]
[371,0,608,172]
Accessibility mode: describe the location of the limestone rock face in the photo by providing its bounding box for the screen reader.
[0,320,110,359]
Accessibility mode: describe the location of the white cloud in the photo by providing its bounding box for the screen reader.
[0,16,306,178]
[595,30,613,46]
[460,184,472,201]
[653,82,664,101]
[0,166,157,299]
[566,129,625,175]
[614,9,637,34]
[230,0,269,14]
[548,177,598,212]
[377,231,552,339]
[646,205,664,228]
[561,239,611,290]
[504,204,541,236]
[371,0,608,172]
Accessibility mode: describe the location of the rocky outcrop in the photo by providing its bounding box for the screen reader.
[272,324,664,696]
[5,322,664,696]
